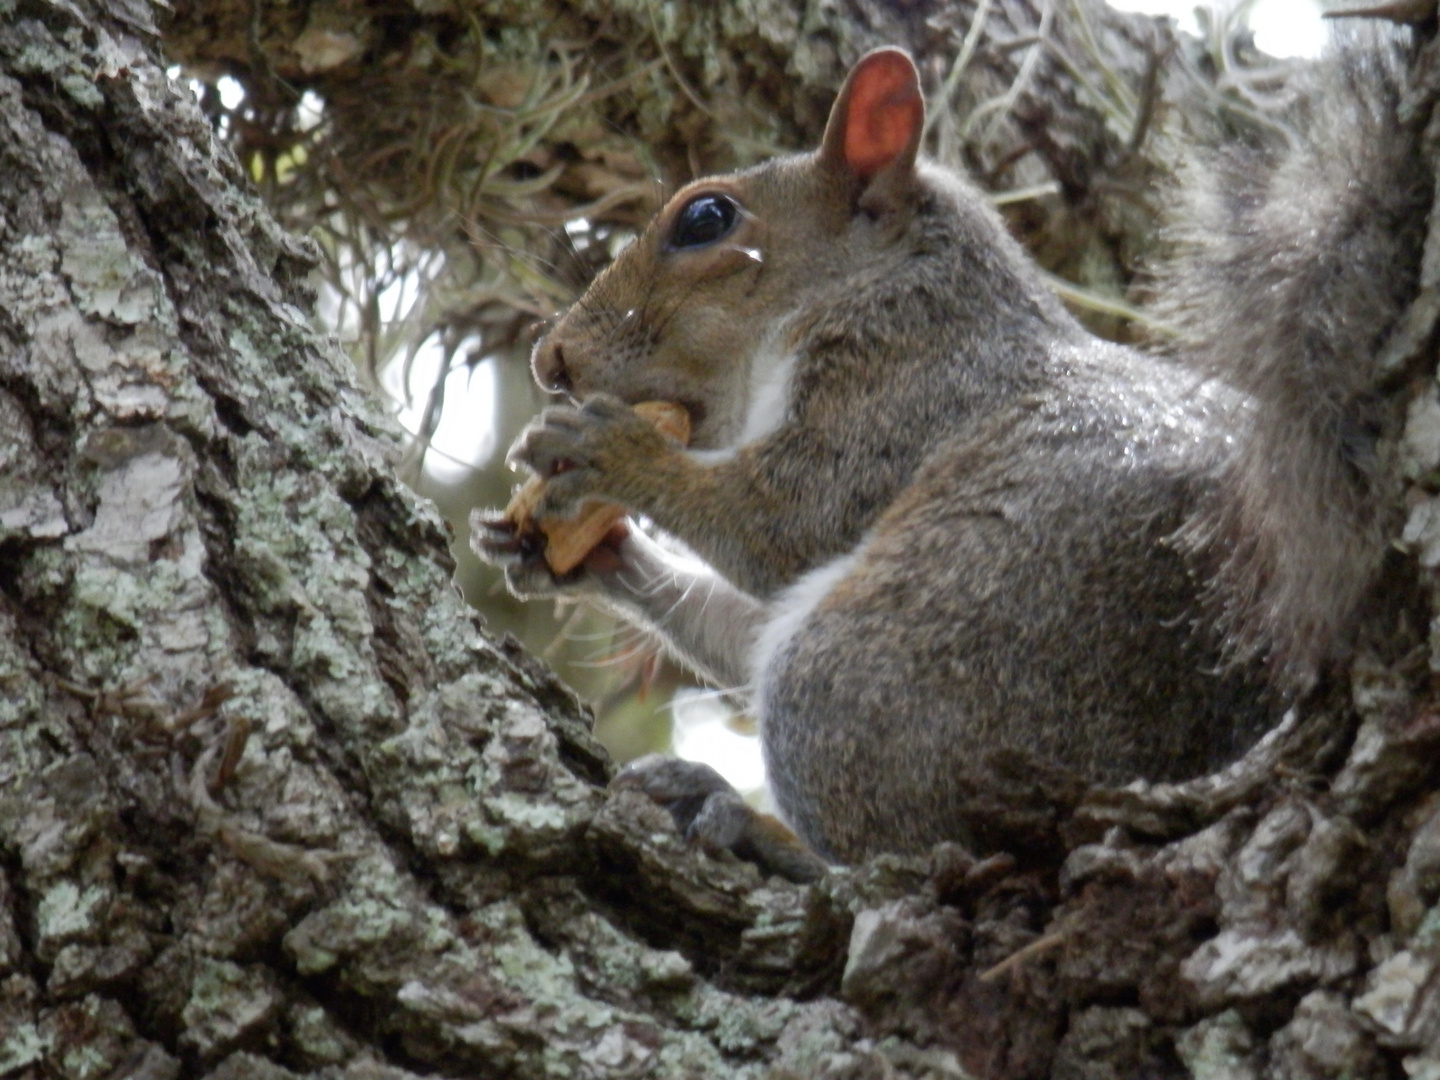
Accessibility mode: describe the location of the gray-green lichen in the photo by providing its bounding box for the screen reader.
[368,671,598,860]
[35,880,111,955]
[1354,904,1440,1048]
[0,1020,45,1074]
[1175,1010,1260,1080]
[181,959,282,1058]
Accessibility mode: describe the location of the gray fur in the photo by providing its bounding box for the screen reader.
[1151,33,1428,689]
[479,38,1428,864]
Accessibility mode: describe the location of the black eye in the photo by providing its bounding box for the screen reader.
[668,194,739,249]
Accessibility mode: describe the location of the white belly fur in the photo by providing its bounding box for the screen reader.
[689,324,799,465]
[750,546,863,700]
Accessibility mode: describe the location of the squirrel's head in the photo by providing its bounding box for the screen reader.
[530,48,926,450]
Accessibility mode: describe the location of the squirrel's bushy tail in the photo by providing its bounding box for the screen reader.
[1149,29,1430,690]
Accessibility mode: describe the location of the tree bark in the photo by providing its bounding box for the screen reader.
[3,2,1440,1080]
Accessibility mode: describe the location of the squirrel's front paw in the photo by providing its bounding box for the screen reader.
[612,754,827,883]
[507,394,672,521]
[469,508,586,600]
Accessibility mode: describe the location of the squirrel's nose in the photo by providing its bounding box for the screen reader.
[531,335,573,395]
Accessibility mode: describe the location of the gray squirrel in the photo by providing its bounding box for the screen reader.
[474,35,1429,874]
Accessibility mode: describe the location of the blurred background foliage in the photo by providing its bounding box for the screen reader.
[162,0,1294,786]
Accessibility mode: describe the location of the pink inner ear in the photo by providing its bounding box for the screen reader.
[843,52,923,179]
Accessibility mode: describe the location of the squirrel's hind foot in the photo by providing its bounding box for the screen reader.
[612,754,828,884]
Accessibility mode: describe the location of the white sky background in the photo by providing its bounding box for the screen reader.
[1115,0,1327,56]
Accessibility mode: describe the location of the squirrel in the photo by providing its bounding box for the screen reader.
[474,34,1429,876]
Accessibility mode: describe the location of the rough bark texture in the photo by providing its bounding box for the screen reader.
[3,2,1440,1080]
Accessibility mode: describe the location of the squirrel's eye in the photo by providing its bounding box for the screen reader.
[668,194,739,249]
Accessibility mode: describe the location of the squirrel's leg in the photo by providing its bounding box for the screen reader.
[587,531,842,884]
[477,511,827,880]
[504,394,843,595]
[585,526,765,692]
[473,510,764,691]
[595,539,829,882]
[611,754,828,883]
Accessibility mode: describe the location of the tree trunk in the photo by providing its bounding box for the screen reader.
[4,2,1440,1080]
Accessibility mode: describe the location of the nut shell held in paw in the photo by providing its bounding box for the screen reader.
[505,401,691,574]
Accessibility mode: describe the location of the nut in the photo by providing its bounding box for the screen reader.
[506,401,691,574]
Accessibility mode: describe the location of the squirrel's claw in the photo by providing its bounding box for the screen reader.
[506,403,587,477]
[468,508,584,600]
[469,509,525,562]
[508,393,671,522]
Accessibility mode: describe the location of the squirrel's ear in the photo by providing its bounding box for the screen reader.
[819,48,924,183]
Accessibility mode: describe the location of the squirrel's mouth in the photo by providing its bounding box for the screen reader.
[677,398,705,433]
